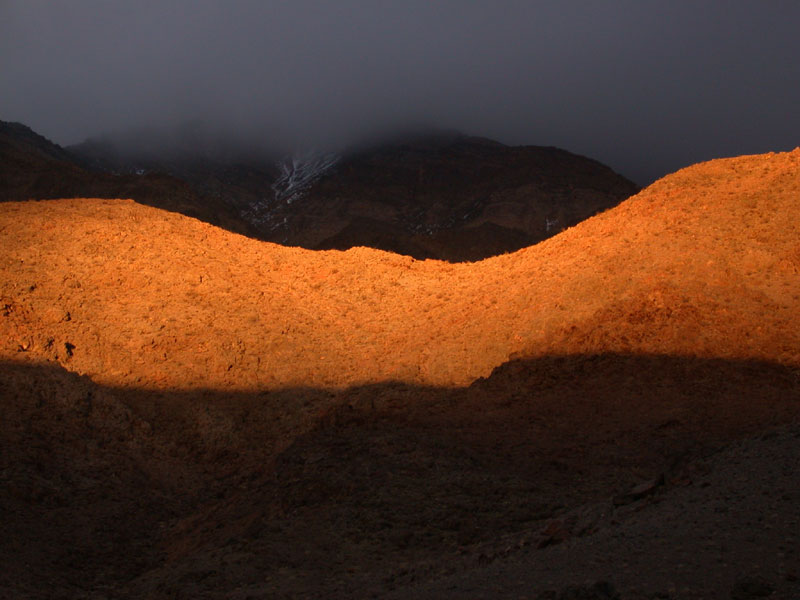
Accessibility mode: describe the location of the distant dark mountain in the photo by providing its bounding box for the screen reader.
[68,121,284,217]
[68,126,639,261]
[260,132,640,261]
[0,120,256,237]
[0,120,77,163]
[3,121,638,260]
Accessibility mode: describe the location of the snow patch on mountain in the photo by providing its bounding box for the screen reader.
[241,150,340,230]
[272,151,340,205]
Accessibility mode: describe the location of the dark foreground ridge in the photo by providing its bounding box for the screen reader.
[2,353,798,598]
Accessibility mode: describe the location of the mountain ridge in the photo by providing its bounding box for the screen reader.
[66,124,640,261]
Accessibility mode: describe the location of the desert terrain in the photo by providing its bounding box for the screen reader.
[1,148,799,598]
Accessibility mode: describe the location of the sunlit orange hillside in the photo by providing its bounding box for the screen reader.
[2,149,799,392]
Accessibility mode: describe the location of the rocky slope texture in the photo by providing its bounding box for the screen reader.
[69,127,639,261]
[1,149,799,598]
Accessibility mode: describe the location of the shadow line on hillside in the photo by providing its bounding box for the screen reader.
[3,351,798,475]
[1,352,798,597]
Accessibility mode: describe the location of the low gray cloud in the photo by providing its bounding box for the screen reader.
[2,0,799,183]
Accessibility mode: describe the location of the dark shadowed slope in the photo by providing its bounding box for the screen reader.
[262,133,639,261]
[1,355,797,598]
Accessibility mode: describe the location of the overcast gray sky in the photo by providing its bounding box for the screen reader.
[1,0,799,184]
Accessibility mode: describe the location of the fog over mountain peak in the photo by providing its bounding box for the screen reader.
[2,1,799,185]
